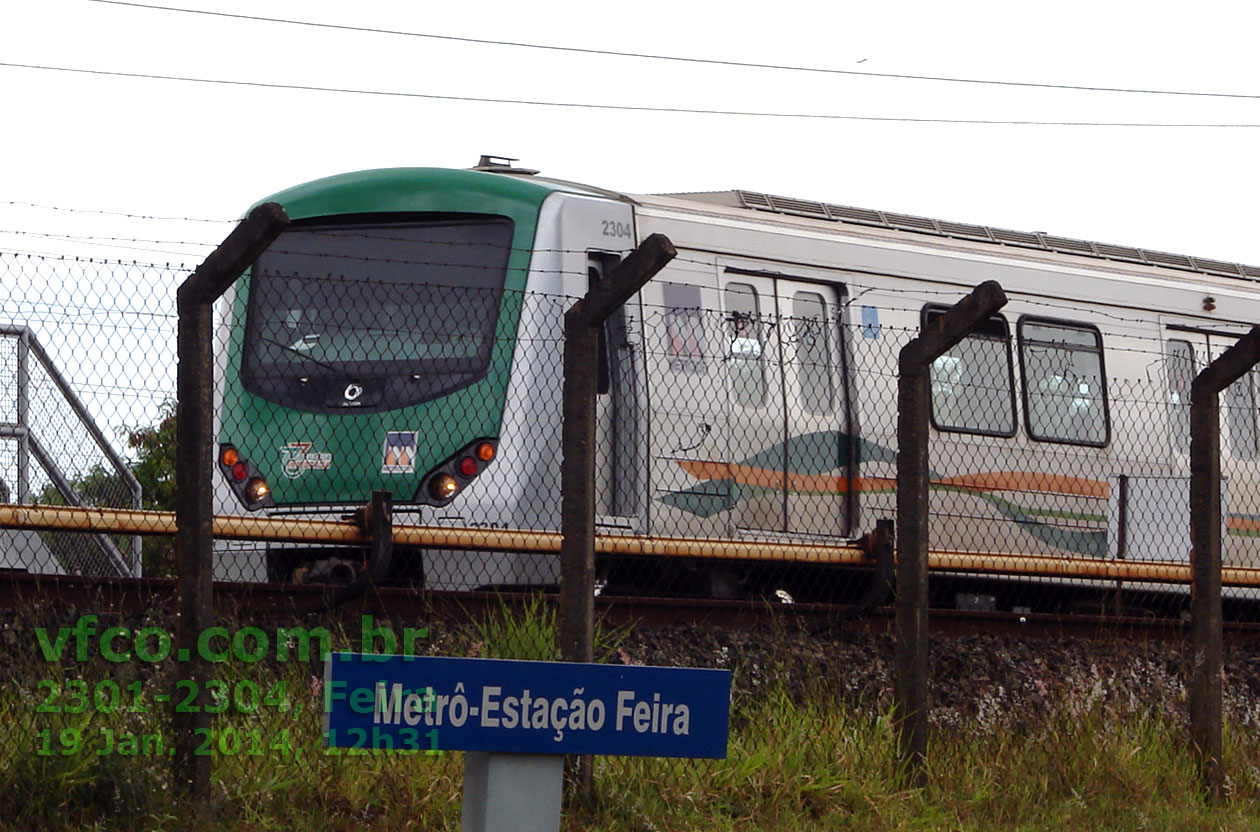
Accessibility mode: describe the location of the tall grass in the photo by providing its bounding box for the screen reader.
[3,600,1260,830]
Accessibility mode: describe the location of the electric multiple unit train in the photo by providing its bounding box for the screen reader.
[211,158,1260,614]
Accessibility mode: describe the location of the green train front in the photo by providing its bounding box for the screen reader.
[213,167,636,586]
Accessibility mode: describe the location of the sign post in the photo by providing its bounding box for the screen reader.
[324,655,731,832]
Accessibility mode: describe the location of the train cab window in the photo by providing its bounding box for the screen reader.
[923,307,1015,436]
[242,217,513,413]
[1166,339,1194,453]
[725,283,766,407]
[1018,318,1109,446]
[792,291,834,415]
[661,282,706,374]
[1226,369,1259,460]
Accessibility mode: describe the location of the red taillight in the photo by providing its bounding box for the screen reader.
[459,457,478,477]
[231,462,248,481]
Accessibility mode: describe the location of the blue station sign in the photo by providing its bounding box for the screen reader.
[324,654,731,758]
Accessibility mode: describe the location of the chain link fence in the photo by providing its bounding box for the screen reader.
[4,241,1260,825]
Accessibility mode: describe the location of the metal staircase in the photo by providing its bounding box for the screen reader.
[0,326,142,576]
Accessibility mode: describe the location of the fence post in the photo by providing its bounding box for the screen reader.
[559,233,675,794]
[173,202,289,800]
[1189,324,1260,801]
[894,280,1006,787]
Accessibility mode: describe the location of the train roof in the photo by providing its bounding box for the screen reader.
[267,161,1260,287]
[632,189,1260,286]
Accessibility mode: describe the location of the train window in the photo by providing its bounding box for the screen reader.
[1226,370,1259,460]
[792,291,834,415]
[725,283,766,407]
[1166,339,1193,453]
[661,282,706,374]
[242,216,513,413]
[1018,318,1109,446]
[923,307,1015,436]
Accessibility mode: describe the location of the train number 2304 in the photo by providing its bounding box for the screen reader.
[602,220,632,239]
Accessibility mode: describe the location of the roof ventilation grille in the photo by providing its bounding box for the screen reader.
[1143,250,1195,270]
[1093,243,1144,263]
[737,191,774,210]
[766,195,829,219]
[883,212,941,234]
[826,204,885,226]
[990,228,1044,248]
[937,221,993,242]
[726,189,1260,284]
[1043,236,1097,256]
[1190,257,1243,278]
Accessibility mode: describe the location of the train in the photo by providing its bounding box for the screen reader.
[211,156,1260,615]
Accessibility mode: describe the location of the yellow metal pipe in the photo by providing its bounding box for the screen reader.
[4,503,1260,588]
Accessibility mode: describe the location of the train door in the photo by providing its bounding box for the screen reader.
[718,266,851,538]
[778,281,851,538]
[1161,322,1256,461]
[590,252,644,528]
[1161,321,1260,573]
[719,270,787,533]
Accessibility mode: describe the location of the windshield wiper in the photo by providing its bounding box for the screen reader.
[260,336,354,381]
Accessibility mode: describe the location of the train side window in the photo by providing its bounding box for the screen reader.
[725,283,766,407]
[661,282,706,374]
[792,291,834,415]
[923,306,1015,436]
[1226,369,1259,460]
[1018,318,1109,446]
[1166,339,1193,453]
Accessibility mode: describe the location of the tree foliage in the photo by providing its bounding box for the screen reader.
[125,401,177,576]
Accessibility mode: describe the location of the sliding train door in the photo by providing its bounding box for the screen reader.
[718,265,851,538]
[779,282,851,538]
[1159,320,1260,573]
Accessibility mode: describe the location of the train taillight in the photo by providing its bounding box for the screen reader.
[417,438,498,506]
[218,443,275,510]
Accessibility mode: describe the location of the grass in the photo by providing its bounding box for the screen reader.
[2,600,1260,830]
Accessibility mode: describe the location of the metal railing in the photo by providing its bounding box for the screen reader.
[0,325,142,576]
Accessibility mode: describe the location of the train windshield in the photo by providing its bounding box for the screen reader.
[241,216,514,412]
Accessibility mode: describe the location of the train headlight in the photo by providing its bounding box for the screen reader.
[245,477,271,502]
[430,474,459,501]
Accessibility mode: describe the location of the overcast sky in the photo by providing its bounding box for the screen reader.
[3,1,1260,266]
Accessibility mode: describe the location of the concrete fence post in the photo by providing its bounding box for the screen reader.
[173,202,289,799]
[894,280,1007,787]
[559,233,675,798]
[1188,323,1260,801]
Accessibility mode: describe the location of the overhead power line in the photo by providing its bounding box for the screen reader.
[2,200,232,223]
[5,62,1260,128]
[89,0,1260,101]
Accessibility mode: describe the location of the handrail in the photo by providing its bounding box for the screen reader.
[3,503,1260,588]
[0,326,143,576]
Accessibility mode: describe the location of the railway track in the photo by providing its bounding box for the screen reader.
[4,571,1260,643]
